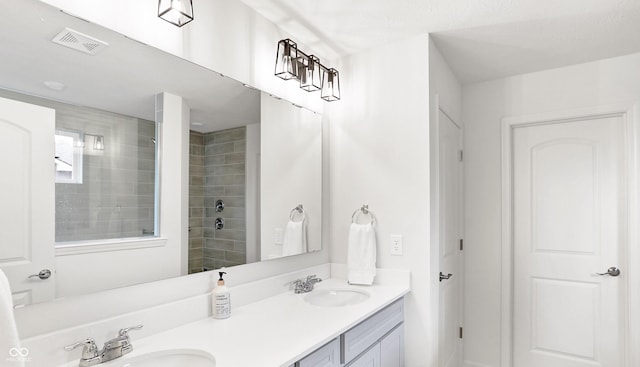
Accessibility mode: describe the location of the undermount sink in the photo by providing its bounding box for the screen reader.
[304,288,370,307]
[104,349,215,367]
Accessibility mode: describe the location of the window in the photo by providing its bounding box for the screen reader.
[54,130,83,184]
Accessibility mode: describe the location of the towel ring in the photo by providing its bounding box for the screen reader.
[289,204,306,223]
[351,204,376,226]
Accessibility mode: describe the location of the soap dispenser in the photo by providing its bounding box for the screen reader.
[212,271,231,319]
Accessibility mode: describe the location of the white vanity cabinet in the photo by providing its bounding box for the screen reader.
[294,298,404,367]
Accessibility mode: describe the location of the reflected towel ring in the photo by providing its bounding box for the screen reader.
[351,204,375,226]
[289,204,306,223]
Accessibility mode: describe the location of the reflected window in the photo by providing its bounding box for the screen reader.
[54,130,83,184]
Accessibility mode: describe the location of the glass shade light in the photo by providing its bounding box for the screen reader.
[274,39,299,80]
[158,0,194,27]
[321,68,341,102]
[93,135,105,151]
[300,55,322,92]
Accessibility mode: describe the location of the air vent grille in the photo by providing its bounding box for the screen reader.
[52,28,108,55]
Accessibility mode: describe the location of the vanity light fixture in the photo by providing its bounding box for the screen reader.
[321,68,340,102]
[93,135,105,151]
[158,0,194,27]
[81,133,105,151]
[274,39,341,101]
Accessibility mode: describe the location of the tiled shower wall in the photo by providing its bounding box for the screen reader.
[189,127,247,273]
[0,89,156,242]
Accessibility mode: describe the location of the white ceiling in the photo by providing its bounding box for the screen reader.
[239,0,640,83]
[0,0,259,133]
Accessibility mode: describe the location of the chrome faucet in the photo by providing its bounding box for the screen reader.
[293,275,322,294]
[64,325,143,366]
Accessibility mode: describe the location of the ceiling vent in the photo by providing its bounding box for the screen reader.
[52,28,108,55]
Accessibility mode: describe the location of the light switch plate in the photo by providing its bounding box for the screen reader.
[390,234,403,255]
[275,228,284,245]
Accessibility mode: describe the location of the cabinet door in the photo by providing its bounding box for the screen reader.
[297,338,341,367]
[381,324,404,367]
[347,343,380,367]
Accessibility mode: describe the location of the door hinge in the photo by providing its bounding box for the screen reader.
[459,239,463,251]
[459,327,463,339]
[459,150,463,162]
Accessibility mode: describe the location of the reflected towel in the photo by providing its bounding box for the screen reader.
[282,220,307,256]
[0,269,23,367]
[348,223,377,285]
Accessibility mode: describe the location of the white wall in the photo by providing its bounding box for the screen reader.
[329,34,432,366]
[260,94,323,259]
[245,122,261,263]
[462,52,640,367]
[39,0,326,113]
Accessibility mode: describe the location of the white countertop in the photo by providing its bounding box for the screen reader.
[63,278,409,367]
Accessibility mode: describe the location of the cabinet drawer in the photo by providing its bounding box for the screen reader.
[297,338,341,367]
[341,298,404,364]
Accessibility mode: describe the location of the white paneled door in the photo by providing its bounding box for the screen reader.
[0,96,55,306]
[512,116,625,367]
[438,111,462,367]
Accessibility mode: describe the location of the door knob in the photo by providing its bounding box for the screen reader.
[439,272,452,282]
[28,269,52,280]
[597,267,620,277]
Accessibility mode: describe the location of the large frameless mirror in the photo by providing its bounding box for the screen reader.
[0,0,323,306]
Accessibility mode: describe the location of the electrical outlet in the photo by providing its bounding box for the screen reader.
[275,228,284,245]
[390,234,403,255]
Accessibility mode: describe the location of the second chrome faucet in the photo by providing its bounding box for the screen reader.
[64,324,143,367]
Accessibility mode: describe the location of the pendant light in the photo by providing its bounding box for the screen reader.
[274,39,299,80]
[321,68,340,102]
[158,0,194,27]
[300,55,322,92]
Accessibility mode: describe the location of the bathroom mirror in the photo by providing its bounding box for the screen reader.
[0,0,322,305]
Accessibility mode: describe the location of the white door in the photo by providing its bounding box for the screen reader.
[438,111,463,367]
[0,96,56,306]
[512,116,625,367]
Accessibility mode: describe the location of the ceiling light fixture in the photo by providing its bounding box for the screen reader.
[43,81,66,91]
[158,0,194,27]
[274,39,340,102]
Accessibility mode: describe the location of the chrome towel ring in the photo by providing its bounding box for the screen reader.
[289,204,306,222]
[351,204,376,226]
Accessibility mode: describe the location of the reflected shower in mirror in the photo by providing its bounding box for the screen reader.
[188,125,261,273]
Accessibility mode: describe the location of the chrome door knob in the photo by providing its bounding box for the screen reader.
[597,267,621,277]
[439,272,453,282]
[28,269,52,280]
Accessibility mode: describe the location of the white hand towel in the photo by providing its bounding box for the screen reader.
[348,223,377,285]
[0,269,23,367]
[282,220,307,256]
